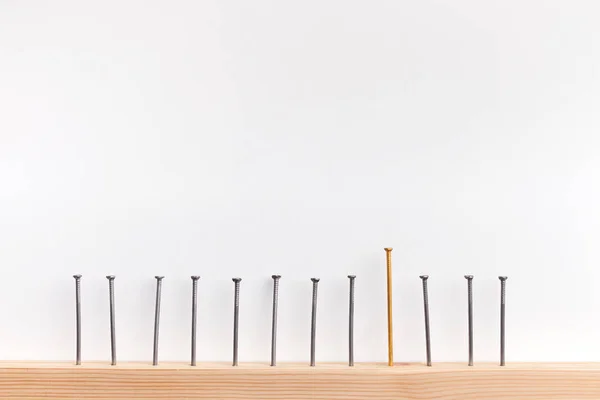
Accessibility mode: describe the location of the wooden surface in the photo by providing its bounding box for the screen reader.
[0,362,599,399]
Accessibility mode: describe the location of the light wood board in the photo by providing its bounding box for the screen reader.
[0,362,598,399]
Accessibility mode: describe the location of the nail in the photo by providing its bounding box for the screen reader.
[465,275,474,366]
[73,274,82,365]
[310,278,320,367]
[420,275,431,366]
[106,275,116,366]
[191,276,200,366]
[384,247,394,366]
[499,276,508,366]
[232,277,242,366]
[348,275,356,367]
[270,275,281,367]
[153,276,164,366]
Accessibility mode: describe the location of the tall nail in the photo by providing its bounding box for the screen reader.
[73,274,82,365]
[106,275,116,366]
[191,276,200,366]
[310,278,320,367]
[420,275,431,366]
[348,275,356,367]
[232,278,242,366]
[384,248,394,366]
[465,275,474,366]
[499,276,508,366]
[153,276,164,366]
[270,275,281,367]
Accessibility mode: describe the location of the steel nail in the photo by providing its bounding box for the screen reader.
[153,276,164,366]
[499,276,508,366]
[420,275,432,366]
[73,274,82,365]
[270,275,281,367]
[465,275,474,366]
[232,278,242,366]
[106,275,117,366]
[348,275,356,367]
[310,278,320,367]
[191,276,200,366]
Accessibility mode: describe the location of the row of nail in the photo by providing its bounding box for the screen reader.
[399,275,508,367]
[72,274,507,367]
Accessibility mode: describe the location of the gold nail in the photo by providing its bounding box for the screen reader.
[384,247,394,366]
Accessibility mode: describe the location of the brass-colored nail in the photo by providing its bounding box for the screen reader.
[384,247,394,366]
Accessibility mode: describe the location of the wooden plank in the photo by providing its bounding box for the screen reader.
[0,362,599,399]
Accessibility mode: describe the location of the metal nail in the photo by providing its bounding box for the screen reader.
[153,276,164,366]
[384,247,394,367]
[232,278,242,366]
[420,275,431,366]
[73,274,82,365]
[106,275,116,366]
[310,278,320,367]
[499,276,508,366]
[191,276,200,366]
[270,275,281,367]
[465,275,474,366]
[348,275,356,367]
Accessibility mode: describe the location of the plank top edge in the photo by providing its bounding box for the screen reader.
[0,361,599,371]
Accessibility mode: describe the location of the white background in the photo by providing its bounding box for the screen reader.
[1,0,599,363]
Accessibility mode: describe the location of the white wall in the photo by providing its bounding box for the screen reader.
[1,0,599,363]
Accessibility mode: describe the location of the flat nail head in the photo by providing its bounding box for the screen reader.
[272,275,281,280]
[191,276,200,281]
[232,278,242,283]
[420,275,429,280]
[464,275,473,280]
[155,276,164,280]
[499,276,508,281]
[73,274,82,279]
[348,275,356,279]
[384,247,393,252]
[311,278,320,283]
[106,275,115,280]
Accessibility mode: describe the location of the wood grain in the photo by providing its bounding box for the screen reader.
[0,362,599,399]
